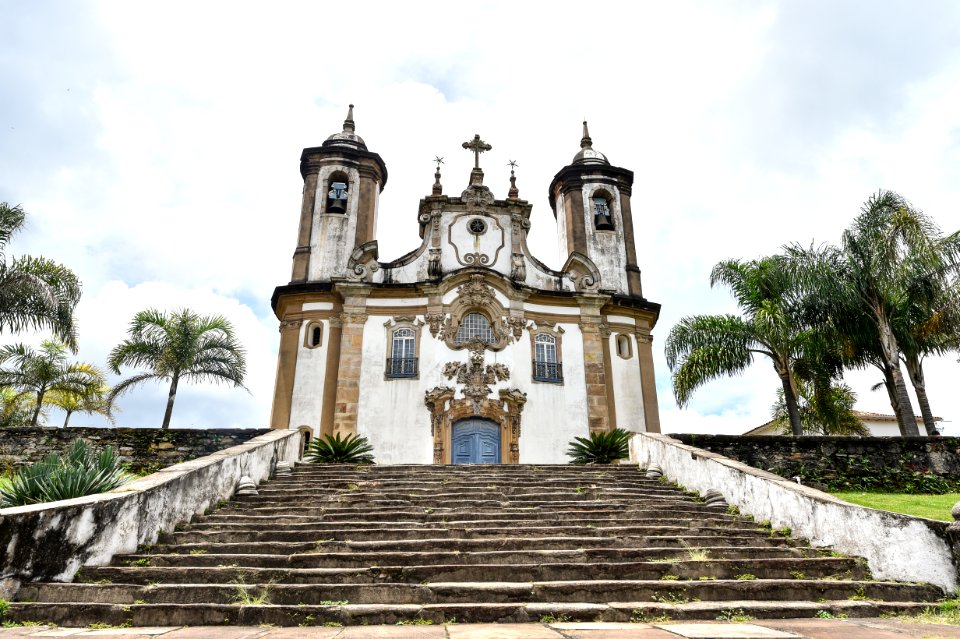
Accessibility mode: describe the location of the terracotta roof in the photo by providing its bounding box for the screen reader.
[743,410,942,435]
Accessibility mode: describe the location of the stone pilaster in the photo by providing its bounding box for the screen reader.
[332,284,371,436]
[636,325,661,433]
[577,295,612,434]
[269,318,302,430]
[290,172,319,282]
[319,315,343,436]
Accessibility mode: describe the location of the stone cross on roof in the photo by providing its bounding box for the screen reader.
[462,134,492,169]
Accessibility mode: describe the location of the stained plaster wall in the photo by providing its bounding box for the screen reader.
[0,429,301,597]
[609,331,645,433]
[352,315,589,464]
[630,432,960,593]
[289,320,328,431]
[308,165,361,282]
[581,182,628,295]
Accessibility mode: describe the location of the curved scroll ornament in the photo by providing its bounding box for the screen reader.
[347,241,380,283]
[561,252,601,292]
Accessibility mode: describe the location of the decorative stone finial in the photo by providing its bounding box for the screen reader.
[507,160,519,199]
[343,104,356,133]
[432,156,444,196]
[235,475,258,496]
[462,134,492,186]
[581,120,592,149]
[645,464,663,480]
[702,489,728,509]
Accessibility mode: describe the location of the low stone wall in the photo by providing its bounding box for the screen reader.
[630,432,960,593]
[0,428,269,475]
[0,429,302,598]
[669,433,960,492]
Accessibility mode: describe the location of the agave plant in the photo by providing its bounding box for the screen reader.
[0,439,132,507]
[305,433,375,464]
[566,428,633,465]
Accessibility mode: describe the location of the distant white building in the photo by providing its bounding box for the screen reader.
[268,108,662,464]
[744,411,944,437]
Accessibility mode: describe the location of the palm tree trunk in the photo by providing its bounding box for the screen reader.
[161,374,179,430]
[903,353,938,435]
[63,410,73,428]
[775,363,803,436]
[31,389,45,427]
[876,319,920,436]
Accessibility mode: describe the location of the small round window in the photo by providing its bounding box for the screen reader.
[468,218,487,235]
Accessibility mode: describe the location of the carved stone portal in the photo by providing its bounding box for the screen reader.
[424,384,527,464]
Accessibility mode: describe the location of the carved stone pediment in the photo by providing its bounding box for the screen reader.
[442,349,510,414]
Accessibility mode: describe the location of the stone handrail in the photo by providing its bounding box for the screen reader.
[0,429,301,598]
[630,432,960,593]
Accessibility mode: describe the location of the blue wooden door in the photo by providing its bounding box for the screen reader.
[452,419,501,464]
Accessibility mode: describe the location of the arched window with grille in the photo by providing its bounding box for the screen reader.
[455,312,494,345]
[387,327,418,378]
[533,333,563,382]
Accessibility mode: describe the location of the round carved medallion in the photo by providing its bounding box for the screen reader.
[467,218,487,235]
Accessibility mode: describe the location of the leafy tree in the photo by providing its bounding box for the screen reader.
[45,371,113,428]
[770,378,867,436]
[0,341,104,427]
[0,386,34,428]
[0,202,82,350]
[785,191,960,436]
[107,308,247,429]
[665,256,812,436]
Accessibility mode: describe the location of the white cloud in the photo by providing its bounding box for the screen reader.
[2,1,959,434]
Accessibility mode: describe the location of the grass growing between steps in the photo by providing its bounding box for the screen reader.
[832,492,960,521]
[894,596,960,626]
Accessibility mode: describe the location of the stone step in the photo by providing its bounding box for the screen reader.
[224,498,701,511]
[5,598,932,627]
[76,557,867,585]
[187,515,741,529]
[261,479,666,490]
[166,524,770,544]
[138,534,799,557]
[118,546,821,569]
[218,503,719,518]
[17,579,940,607]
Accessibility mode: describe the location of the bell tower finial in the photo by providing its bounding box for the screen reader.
[462,134,492,186]
[580,120,592,149]
[343,104,356,133]
[432,156,444,196]
[507,160,519,200]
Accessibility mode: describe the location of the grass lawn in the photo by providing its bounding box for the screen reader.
[832,491,960,521]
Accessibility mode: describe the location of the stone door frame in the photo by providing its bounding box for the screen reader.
[424,388,526,464]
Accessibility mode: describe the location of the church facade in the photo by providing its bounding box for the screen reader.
[269,107,661,464]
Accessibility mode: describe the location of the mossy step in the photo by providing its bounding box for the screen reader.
[76,557,866,585]
[6,598,937,627]
[167,524,769,544]
[188,515,741,529]
[17,579,942,607]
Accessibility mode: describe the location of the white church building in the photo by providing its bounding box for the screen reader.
[269,107,662,464]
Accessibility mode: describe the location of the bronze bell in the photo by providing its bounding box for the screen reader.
[327,181,348,213]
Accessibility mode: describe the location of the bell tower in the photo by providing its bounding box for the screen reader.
[548,122,643,297]
[290,105,388,283]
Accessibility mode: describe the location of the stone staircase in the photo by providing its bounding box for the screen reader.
[8,464,944,627]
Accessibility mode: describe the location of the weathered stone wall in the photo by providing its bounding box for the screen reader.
[669,434,960,492]
[630,433,960,593]
[0,429,302,597]
[0,428,269,475]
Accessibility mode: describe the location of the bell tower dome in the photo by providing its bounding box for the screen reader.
[289,105,388,283]
[548,122,643,297]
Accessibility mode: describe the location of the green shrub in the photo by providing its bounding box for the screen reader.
[305,433,374,464]
[566,428,632,464]
[0,440,132,507]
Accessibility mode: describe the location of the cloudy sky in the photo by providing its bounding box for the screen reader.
[2,1,959,434]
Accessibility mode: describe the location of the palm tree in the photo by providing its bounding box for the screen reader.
[107,308,247,429]
[0,341,105,427]
[785,191,960,436]
[0,203,82,350]
[770,378,867,436]
[665,256,813,436]
[0,386,34,428]
[45,368,113,428]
